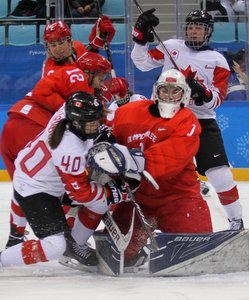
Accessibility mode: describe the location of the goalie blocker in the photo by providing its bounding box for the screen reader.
[94,229,249,276]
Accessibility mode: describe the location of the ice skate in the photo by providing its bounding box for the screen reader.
[59,242,98,272]
[228,218,244,231]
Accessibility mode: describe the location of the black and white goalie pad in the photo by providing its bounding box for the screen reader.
[150,229,249,276]
[94,228,249,277]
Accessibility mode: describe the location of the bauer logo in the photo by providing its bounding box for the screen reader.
[174,236,211,242]
[103,214,121,243]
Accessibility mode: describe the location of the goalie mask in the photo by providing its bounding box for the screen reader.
[65,91,103,140]
[185,10,214,50]
[153,69,191,118]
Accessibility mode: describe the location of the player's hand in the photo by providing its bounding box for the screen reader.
[108,77,129,98]
[105,180,129,204]
[89,16,116,49]
[99,77,129,103]
[186,77,212,106]
[132,8,159,45]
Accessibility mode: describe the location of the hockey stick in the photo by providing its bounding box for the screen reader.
[102,209,135,252]
[132,0,180,70]
[120,177,159,251]
[96,0,116,78]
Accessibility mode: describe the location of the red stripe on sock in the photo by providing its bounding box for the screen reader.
[22,240,48,265]
[218,186,239,205]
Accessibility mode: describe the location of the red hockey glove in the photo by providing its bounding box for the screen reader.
[100,77,128,103]
[89,16,116,50]
[108,77,128,98]
[186,77,212,106]
[132,8,159,45]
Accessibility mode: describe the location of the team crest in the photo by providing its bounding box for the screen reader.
[73,100,83,108]
[171,49,179,60]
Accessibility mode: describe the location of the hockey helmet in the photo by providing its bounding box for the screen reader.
[65,91,103,140]
[185,10,214,50]
[75,52,111,75]
[43,21,71,43]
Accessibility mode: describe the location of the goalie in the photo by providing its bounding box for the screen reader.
[88,69,213,271]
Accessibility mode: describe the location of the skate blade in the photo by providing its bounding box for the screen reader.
[58,256,98,273]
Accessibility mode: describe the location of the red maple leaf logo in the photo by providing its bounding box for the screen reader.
[180,66,204,83]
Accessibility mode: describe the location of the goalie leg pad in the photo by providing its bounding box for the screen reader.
[94,231,124,276]
[149,230,249,276]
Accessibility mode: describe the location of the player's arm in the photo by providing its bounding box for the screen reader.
[143,117,201,180]
[187,65,230,108]
[131,8,164,71]
[28,68,93,112]
[144,135,199,180]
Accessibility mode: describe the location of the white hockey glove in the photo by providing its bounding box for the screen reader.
[87,142,145,176]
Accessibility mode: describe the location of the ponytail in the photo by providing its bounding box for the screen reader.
[49,119,68,149]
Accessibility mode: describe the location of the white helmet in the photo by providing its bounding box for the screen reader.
[153,69,191,118]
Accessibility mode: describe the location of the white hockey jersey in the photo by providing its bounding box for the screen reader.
[131,39,230,119]
[13,105,105,205]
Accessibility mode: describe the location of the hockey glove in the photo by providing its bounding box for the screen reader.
[109,77,129,99]
[132,8,159,45]
[89,16,116,50]
[87,142,145,176]
[105,180,129,205]
[100,77,129,103]
[186,77,212,106]
[94,124,116,144]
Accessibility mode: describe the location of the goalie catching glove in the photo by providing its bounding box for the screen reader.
[87,142,145,176]
[89,16,116,50]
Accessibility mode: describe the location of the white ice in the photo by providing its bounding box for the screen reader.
[1,181,249,300]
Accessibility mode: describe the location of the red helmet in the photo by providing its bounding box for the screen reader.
[43,21,71,43]
[75,52,111,74]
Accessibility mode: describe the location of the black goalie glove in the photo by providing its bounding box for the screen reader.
[132,8,159,45]
[186,77,213,106]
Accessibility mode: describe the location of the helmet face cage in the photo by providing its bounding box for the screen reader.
[153,69,191,118]
[185,10,214,50]
[65,91,103,139]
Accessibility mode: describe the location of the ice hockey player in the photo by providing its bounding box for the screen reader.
[131,8,244,230]
[42,17,115,77]
[87,69,213,271]
[0,91,127,270]
[0,52,113,249]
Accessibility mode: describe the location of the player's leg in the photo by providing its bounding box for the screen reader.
[196,119,243,230]
[1,191,68,267]
[0,117,45,248]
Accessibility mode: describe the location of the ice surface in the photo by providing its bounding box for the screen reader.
[1,182,249,300]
